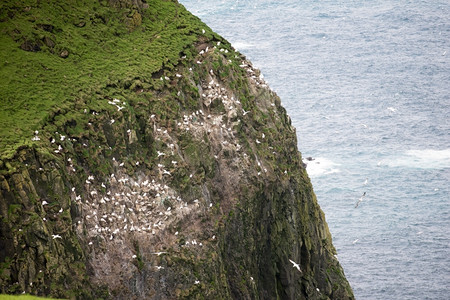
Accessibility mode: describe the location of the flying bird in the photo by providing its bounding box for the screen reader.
[289,259,302,272]
[355,192,366,208]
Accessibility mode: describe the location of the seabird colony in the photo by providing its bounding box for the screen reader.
[32,40,281,282]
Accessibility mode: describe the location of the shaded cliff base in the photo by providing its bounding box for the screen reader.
[0,294,63,300]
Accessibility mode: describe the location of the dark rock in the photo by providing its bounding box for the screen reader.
[37,24,55,33]
[42,36,55,48]
[20,39,42,52]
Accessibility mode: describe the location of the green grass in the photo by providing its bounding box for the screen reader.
[0,0,212,158]
[0,295,64,300]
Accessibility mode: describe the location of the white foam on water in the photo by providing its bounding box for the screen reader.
[303,157,341,177]
[385,149,450,169]
[231,41,255,50]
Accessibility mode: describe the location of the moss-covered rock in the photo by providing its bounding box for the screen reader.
[0,0,353,299]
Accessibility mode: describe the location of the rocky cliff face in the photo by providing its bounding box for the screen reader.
[0,0,354,299]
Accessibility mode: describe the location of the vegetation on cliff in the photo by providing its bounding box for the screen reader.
[0,0,354,299]
[0,294,62,300]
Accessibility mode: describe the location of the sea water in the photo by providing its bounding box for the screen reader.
[179,1,450,299]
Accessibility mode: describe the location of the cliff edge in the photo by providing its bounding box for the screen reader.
[0,0,354,299]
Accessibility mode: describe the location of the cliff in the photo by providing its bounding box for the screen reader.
[0,0,354,299]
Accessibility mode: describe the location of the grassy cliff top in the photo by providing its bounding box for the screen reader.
[0,0,216,159]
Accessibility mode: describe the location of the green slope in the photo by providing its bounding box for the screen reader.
[0,0,212,158]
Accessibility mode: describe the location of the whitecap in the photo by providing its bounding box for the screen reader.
[303,157,341,178]
[231,41,254,51]
[384,149,450,169]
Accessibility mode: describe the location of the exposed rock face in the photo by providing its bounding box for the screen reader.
[0,0,354,299]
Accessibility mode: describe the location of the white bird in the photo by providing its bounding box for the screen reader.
[355,192,366,208]
[52,234,62,239]
[289,259,302,272]
[242,109,250,116]
[42,201,48,205]
[363,178,368,185]
[157,151,165,157]
[151,252,167,256]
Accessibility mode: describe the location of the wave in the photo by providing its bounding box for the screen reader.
[231,41,255,51]
[303,157,341,177]
[383,149,450,169]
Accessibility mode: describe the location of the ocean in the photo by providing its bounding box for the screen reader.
[179,0,450,299]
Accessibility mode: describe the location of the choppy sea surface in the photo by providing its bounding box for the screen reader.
[179,0,450,299]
